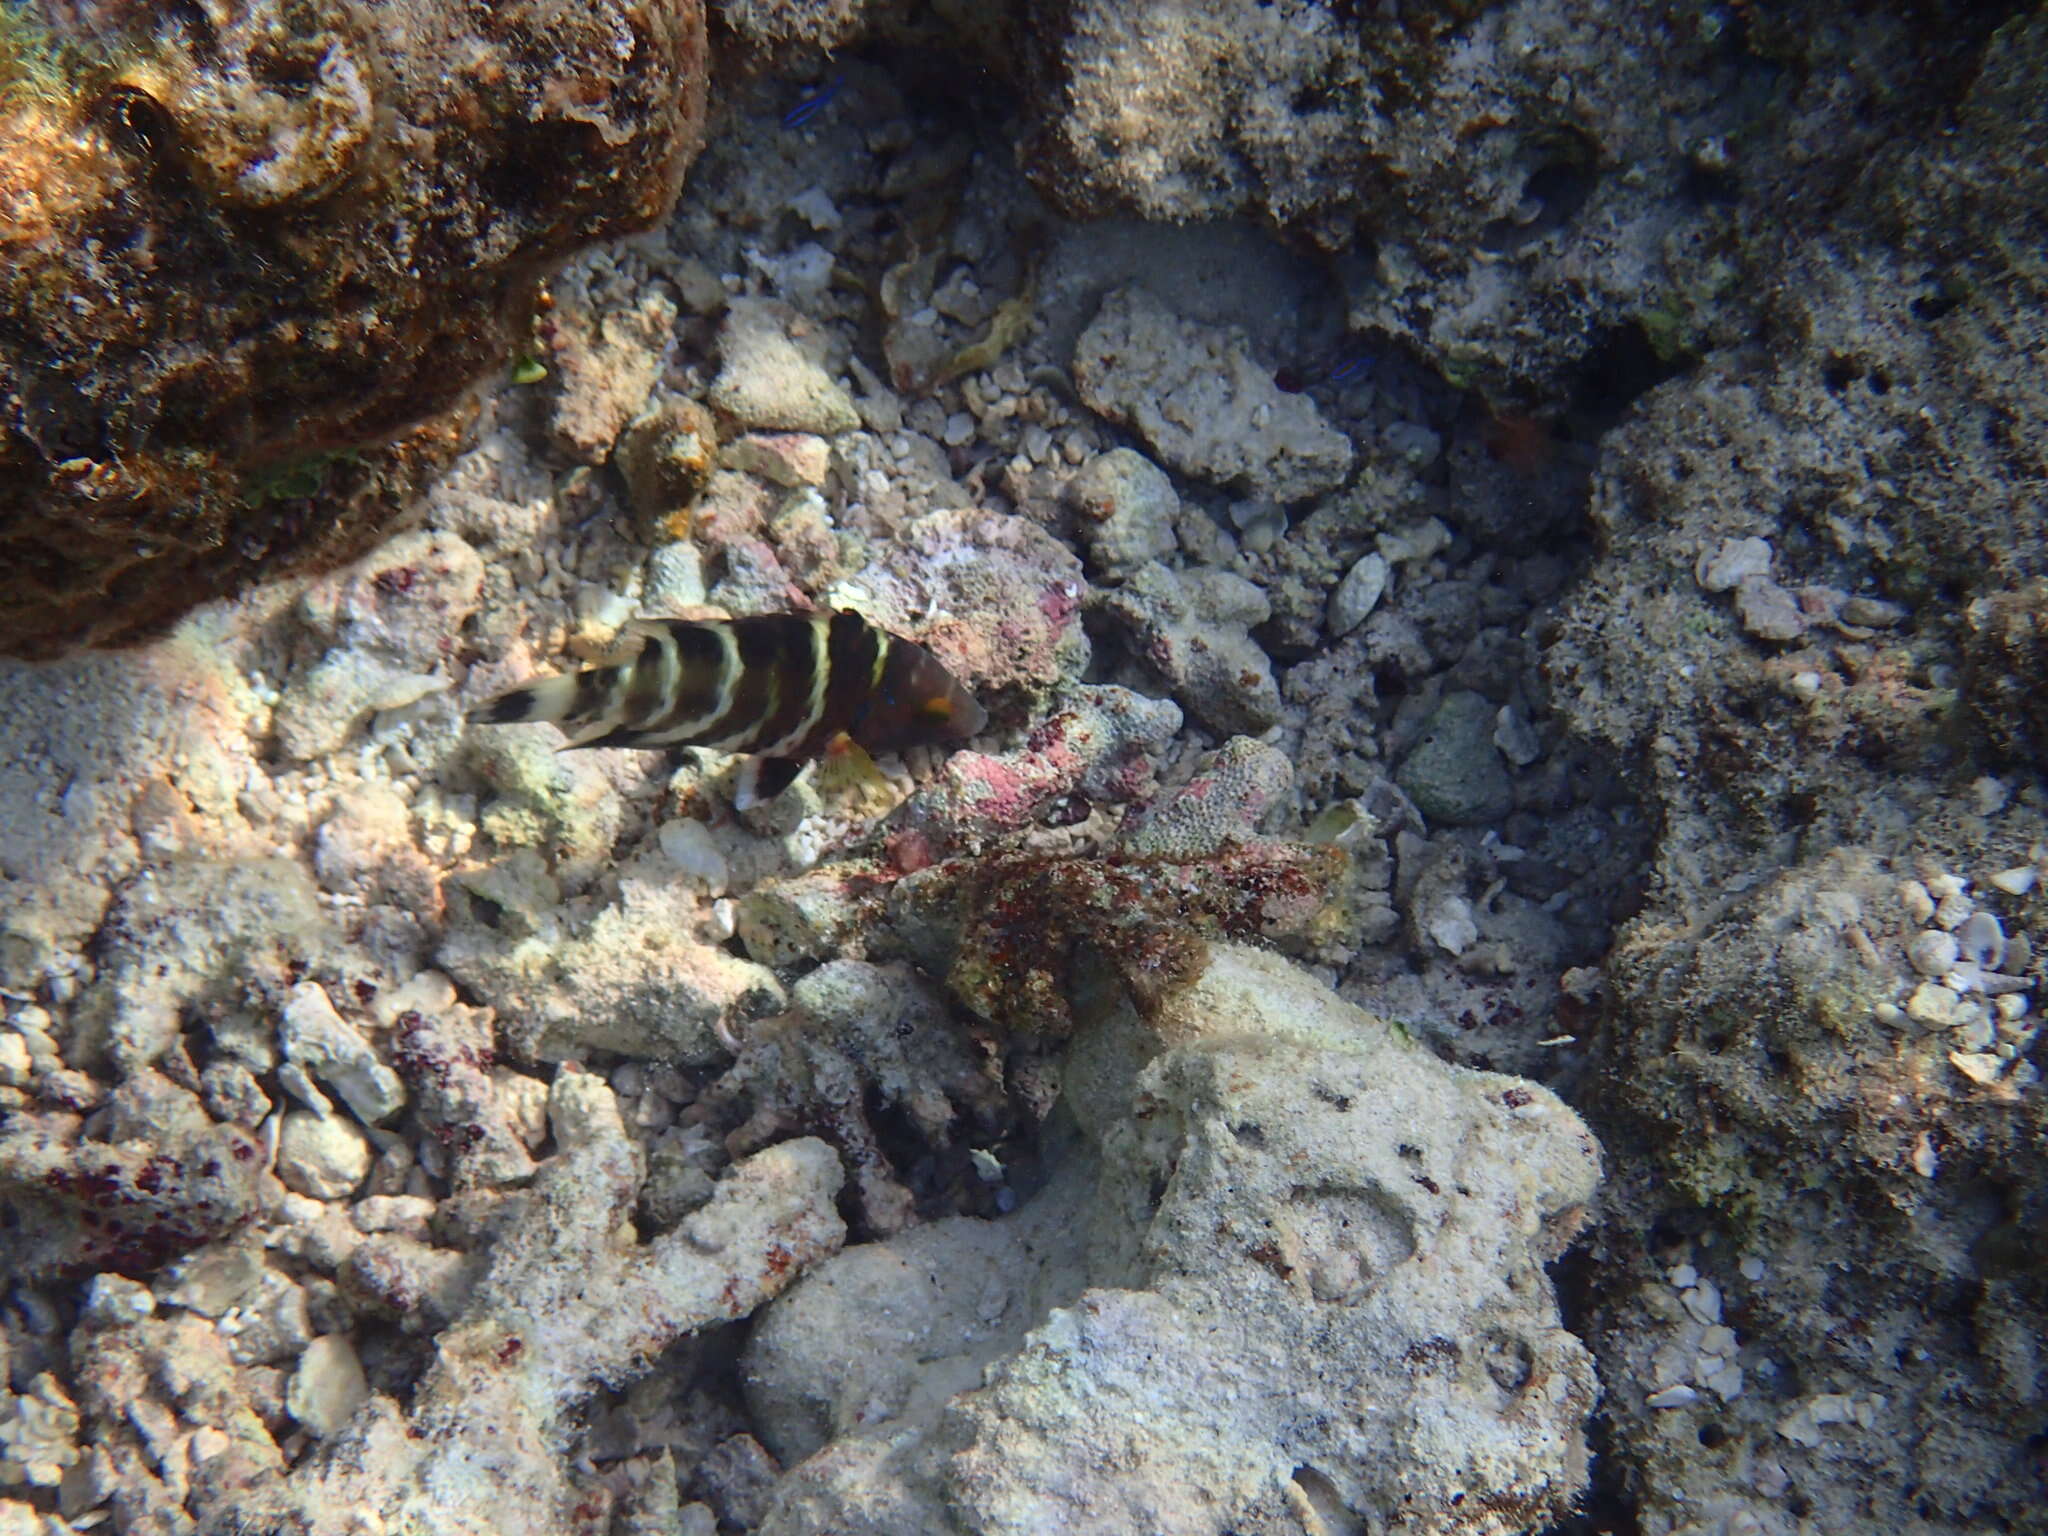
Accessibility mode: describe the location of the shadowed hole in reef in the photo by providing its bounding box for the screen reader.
[1481,127,1602,253]
[1569,318,1693,428]
[1546,1243,1647,1536]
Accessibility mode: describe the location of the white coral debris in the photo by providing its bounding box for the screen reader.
[0,1375,80,1489]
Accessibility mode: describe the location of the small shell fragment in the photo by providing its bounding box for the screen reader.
[1898,880,1936,925]
[1907,930,1959,977]
[1681,1280,1723,1327]
[1906,983,1960,1027]
[1703,1362,1745,1401]
[1911,1131,1938,1177]
[1948,1051,2004,1086]
[1955,910,2006,970]
[1647,1383,1700,1410]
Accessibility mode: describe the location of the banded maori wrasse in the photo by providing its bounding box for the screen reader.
[467,609,987,804]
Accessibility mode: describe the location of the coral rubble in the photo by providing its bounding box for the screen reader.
[7,6,2044,1533]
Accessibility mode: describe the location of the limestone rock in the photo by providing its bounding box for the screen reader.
[544,277,677,465]
[1063,447,1180,579]
[1095,562,1281,736]
[287,1335,370,1438]
[276,1110,372,1201]
[280,981,405,1127]
[1073,286,1352,502]
[747,944,1602,1536]
[439,865,786,1065]
[280,1079,847,1534]
[1328,551,1390,637]
[1395,691,1515,828]
[709,298,861,436]
[0,1118,266,1282]
[275,530,486,762]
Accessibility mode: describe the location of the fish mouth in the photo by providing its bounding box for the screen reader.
[950,692,989,739]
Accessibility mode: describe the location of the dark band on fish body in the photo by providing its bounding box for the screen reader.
[817,608,887,754]
[732,617,808,753]
[466,610,986,767]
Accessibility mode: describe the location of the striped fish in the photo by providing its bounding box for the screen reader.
[467,609,987,805]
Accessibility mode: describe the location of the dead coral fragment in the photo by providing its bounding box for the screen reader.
[704,961,1009,1234]
[0,1119,266,1282]
[0,1373,80,1489]
[279,1077,845,1535]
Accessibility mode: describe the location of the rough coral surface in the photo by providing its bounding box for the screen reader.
[1015,0,2023,402]
[0,0,708,659]
[747,945,1602,1536]
[0,1116,266,1283]
[1545,15,2048,1532]
[9,8,2045,1532]
[64,1075,846,1536]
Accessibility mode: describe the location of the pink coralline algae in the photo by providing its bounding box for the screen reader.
[886,684,1183,866]
[850,508,1092,722]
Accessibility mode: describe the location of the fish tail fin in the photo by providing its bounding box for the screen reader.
[467,673,586,728]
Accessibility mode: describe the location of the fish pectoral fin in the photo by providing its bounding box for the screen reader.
[812,736,898,816]
[734,755,806,810]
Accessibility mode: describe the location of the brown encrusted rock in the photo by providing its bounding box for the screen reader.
[890,842,1348,1037]
[0,0,709,660]
[1964,581,2048,768]
[615,395,722,543]
[542,269,679,466]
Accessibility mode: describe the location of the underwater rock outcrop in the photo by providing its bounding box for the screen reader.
[0,0,708,659]
[1013,0,2028,402]
[744,943,1603,1536]
[1549,14,2048,1532]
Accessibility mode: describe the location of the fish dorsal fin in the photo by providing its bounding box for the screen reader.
[621,617,683,642]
